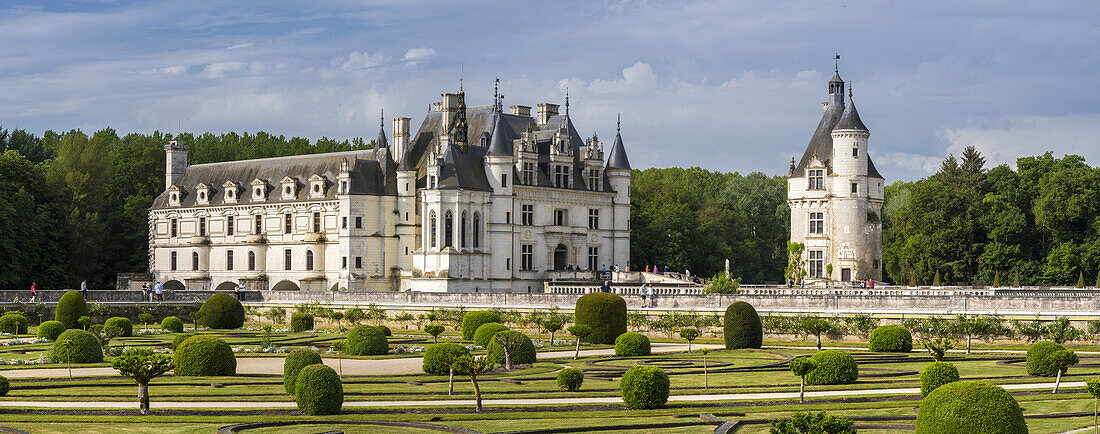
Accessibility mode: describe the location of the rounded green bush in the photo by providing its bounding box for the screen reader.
[291,313,314,333]
[486,330,537,365]
[0,313,28,335]
[575,292,627,345]
[804,350,859,385]
[295,364,343,415]
[55,290,88,329]
[921,362,960,396]
[916,380,1026,434]
[48,329,103,363]
[378,325,392,336]
[557,367,584,392]
[473,322,509,347]
[36,320,66,341]
[161,316,184,333]
[173,335,236,376]
[172,333,194,350]
[104,317,133,337]
[197,293,245,329]
[0,375,8,396]
[283,349,323,394]
[620,365,670,409]
[422,343,471,375]
[1026,340,1065,377]
[723,301,762,349]
[869,325,913,353]
[461,311,501,340]
[345,325,388,356]
[614,332,652,357]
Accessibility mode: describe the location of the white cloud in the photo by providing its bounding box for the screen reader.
[941,114,1100,168]
[335,50,385,70]
[586,61,658,94]
[720,71,756,88]
[402,47,435,65]
[160,65,188,74]
[199,61,245,78]
[880,151,943,173]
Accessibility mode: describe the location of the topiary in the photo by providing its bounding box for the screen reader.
[557,367,584,392]
[0,375,8,396]
[1026,340,1066,377]
[869,325,913,353]
[197,293,245,329]
[486,330,536,365]
[49,329,103,363]
[295,364,343,415]
[283,349,323,394]
[921,361,960,396]
[614,332,652,357]
[173,335,236,376]
[36,320,66,341]
[461,311,502,340]
[0,313,28,335]
[575,292,627,344]
[916,380,1027,434]
[172,333,194,350]
[723,301,762,349]
[620,365,670,409]
[55,290,88,329]
[104,317,133,338]
[422,343,471,375]
[378,325,392,336]
[291,313,314,333]
[345,325,388,356]
[161,316,184,333]
[804,350,859,385]
[473,322,510,347]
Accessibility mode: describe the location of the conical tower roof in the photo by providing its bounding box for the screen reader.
[487,113,514,157]
[606,118,631,170]
[833,96,868,132]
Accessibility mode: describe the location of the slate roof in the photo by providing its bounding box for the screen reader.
[834,97,868,132]
[487,113,514,157]
[792,79,883,179]
[606,131,631,170]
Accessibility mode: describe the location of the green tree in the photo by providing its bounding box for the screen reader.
[567,324,591,359]
[1048,349,1079,393]
[1086,377,1100,433]
[451,355,494,412]
[680,327,699,352]
[785,241,807,284]
[425,324,445,344]
[789,358,816,404]
[798,316,837,351]
[112,348,174,415]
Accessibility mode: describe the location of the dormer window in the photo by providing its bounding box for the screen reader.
[553,165,571,188]
[250,179,268,202]
[195,183,210,205]
[223,181,240,203]
[808,169,825,190]
[166,185,183,207]
[308,175,326,199]
[280,176,298,200]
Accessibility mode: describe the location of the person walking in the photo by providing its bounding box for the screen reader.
[154,281,164,303]
[235,282,246,301]
[648,285,656,308]
[80,279,88,298]
[29,282,37,303]
[599,281,612,293]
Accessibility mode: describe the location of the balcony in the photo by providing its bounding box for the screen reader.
[188,235,211,246]
[304,232,327,243]
[245,234,267,244]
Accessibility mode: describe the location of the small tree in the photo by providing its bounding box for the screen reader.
[78,316,91,331]
[567,324,591,359]
[699,348,711,389]
[494,331,526,370]
[329,311,344,330]
[365,303,387,325]
[98,322,127,355]
[703,270,740,294]
[138,313,153,330]
[627,312,647,332]
[922,337,956,362]
[992,271,1001,288]
[951,315,1009,354]
[1078,271,1087,288]
[771,411,855,434]
[394,313,415,329]
[842,314,879,339]
[680,327,699,352]
[451,354,494,412]
[267,307,287,325]
[58,339,75,380]
[343,307,365,325]
[932,271,941,287]
[1013,272,1021,287]
[112,348,173,415]
[543,318,564,346]
[909,271,918,287]
[1046,317,1083,344]
[189,311,202,330]
[789,357,817,404]
[1086,377,1100,433]
[259,325,274,350]
[799,316,836,350]
[1012,317,1046,343]
[425,324,445,344]
[785,241,806,284]
[1048,349,1079,393]
[825,264,834,285]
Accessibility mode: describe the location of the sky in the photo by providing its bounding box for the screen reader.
[1,0,1098,181]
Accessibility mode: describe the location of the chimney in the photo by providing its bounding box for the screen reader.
[510,105,531,118]
[440,93,459,132]
[536,103,559,126]
[392,117,411,158]
[164,140,189,190]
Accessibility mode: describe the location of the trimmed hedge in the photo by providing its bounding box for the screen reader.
[869,325,912,353]
[723,301,762,349]
[55,290,88,329]
[0,313,28,335]
[487,330,537,365]
[49,329,102,363]
[620,365,670,409]
[0,375,8,396]
[461,311,501,340]
[575,292,627,345]
[473,322,509,347]
[345,325,388,356]
[283,349,323,394]
[197,293,245,329]
[916,380,1027,434]
[921,362,960,396]
[173,335,236,376]
[614,332,652,357]
[291,313,314,333]
[378,325,392,336]
[172,333,194,350]
[1026,341,1065,377]
[422,343,471,375]
[36,321,66,341]
[804,350,859,385]
[295,364,343,415]
[161,316,184,333]
[104,317,133,337]
[557,368,584,392]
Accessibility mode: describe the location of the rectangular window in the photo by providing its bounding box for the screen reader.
[505,212,511,224]
[521,204,534,226]
[522,162,535,185]
[588,169,601,190]
[226,250,234,271]
[313,212,321,232]
[588,209,599,229]
[199,217,206,236]
[284,214,292,234]
[254,215,262,234]
[873,259,880,271]
[553,165,571,188]
[851,182,858,194]
[170,251,177,271]
[808,169,824,190]
[521,244,534,270]
[501,173,508,188]
[355,256,362,268]
[809,212,824,234]
[852,147,859,157]
[355,217,362,229]
[226,216,234,235]
[284,249,292,271]
[506,258,511,270]
[587,246,599,271]
[342,256,347,269]
[809,250,824,278]
[342,216,347,229]
[554,209,566,226]
[170,218,178,237]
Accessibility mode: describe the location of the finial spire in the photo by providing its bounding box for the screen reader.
[565,88,570,116]
[459,64,464,91]
[849,81,853,98]
[380,108,384,128]
[835,53,840,72]
[616,113,621,133]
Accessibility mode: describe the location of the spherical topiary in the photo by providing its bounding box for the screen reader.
[378,325,392,336]
[0,313,28,335]
[291,313,314,333]
[620,365,670,409]
[461,311,502,340]
[487,330,537,365]
[473,322,510,347]
[575,292,627,345]
[36,320,66,341]
[295,364,343,415]
[804,350,859,385]
[869,325,913,353]
[161,316,184,333]
[283,349,323,394]
[172,333,194,350]
[916,380,1027,434]
[614,332,652,357]
[48,329,103,363]
[921,362,961,396]
[104,317,133,337]
[55,290,88,329]
[0,375,9,396]
[197,293,245,329]
[422,343,471,375]
[557,367,584,392]
[173,335,236,376]
[723,301,762,350]
[1026,340,1065,377]
[345,325,388,356]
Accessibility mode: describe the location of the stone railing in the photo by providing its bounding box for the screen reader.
[545,284,704,296]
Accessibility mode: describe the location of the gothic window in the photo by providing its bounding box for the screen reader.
[587,247,599,271]
[170,251,177,271]
[226,216,234,235]
[460,211,468,248]
[809,212,824,234]
[809,250,824,278]
[248,251,255,271]
[226,250,234,271]
[588,209,599,229]
[444,211,454,248]
[521,204,534,226]
[808,169,825,190]
[472,212,481,248]
[284,249,292,270]
[521,244,534,270]
[306,250,314,271]
[429,211,437,248]
[522,162,535,185]
[191,252,199,271]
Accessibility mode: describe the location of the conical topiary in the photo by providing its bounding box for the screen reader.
[932,271,941,287]
[1013,272,1020,287]
[1076,271,1085,288]
[992,271,1000,288]
[1095,270,1100,289]
[909,272,917,287]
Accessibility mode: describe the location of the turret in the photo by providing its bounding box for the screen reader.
[165,140,189,190]
[486,113,515,195]
[830,91,870,178]
[606,114,632,269]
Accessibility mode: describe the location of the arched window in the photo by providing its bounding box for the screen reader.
[444,211,454,248]
[460,211,468,248]
[429,211,437,248]
[248,251,256,271]
[306,250,314,271]
[191,252,199,271]
[472,212,481,248]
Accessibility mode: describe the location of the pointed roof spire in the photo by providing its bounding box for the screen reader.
[834,87,868,132]
[376,108,389,149]
[565,87,569,116]
[397,145,415,171]
[487,113,513,157]
[493,77,502,113]
[616,113,621,133]
[606,114,631,170]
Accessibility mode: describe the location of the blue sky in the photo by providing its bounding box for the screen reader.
[1,0,1098,180]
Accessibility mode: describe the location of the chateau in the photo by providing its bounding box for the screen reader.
[788,68,884,282]
[148,87,631,293]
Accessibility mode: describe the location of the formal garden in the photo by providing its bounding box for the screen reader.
[0,292,1098,432]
